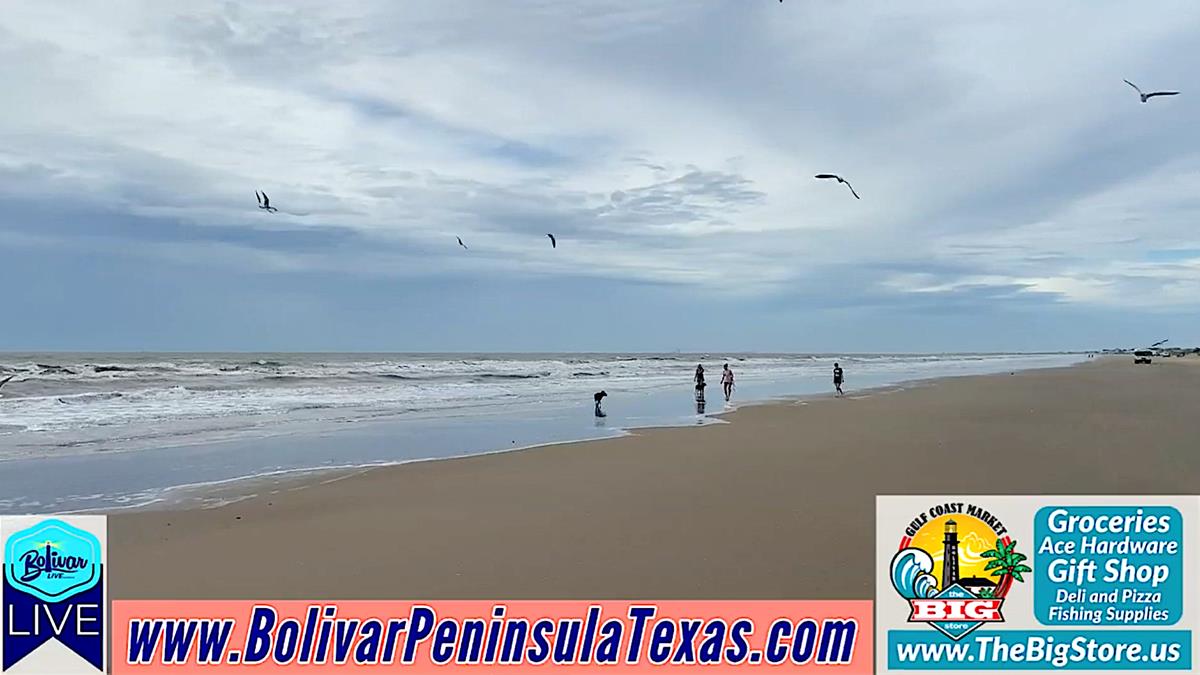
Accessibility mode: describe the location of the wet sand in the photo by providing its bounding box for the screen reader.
[110,357,1200,599]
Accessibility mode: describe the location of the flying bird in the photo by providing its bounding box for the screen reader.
[457,236,468,250]
[255,191,278,213]
[546,233,556,248]
[1124,80,1179,103]
[815,174,860,199]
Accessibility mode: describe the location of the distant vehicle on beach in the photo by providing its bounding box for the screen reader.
[1133,350,1153,365]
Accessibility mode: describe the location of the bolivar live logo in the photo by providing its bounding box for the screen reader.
[2,517,106,673]
[890,502,1029,641]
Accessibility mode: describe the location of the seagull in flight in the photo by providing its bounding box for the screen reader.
[1124,80,1179,103]
[457,236,468,250]
[546,233,556,248]
[255,191,278,213]
[815,174,860,199]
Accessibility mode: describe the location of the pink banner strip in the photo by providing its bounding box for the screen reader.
[112,600,871,673]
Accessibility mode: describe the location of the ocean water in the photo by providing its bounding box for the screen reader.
[0,352,1083,512]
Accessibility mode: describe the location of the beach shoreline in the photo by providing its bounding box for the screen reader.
[108,356,1200,600]
[0,352,1084,513]
[89,360,1069,514]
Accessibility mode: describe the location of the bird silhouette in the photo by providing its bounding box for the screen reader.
[457,236,468,250]
[255,191,278,213]
[547,233,556,248]
[1124,80,1179,103]
[815,174,860,199]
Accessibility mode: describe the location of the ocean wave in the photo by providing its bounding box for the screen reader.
[262,375,325,383]
[56,392,126,404]
[0,353,1085,443]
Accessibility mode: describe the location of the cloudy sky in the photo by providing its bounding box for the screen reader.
[2,1,1199,352]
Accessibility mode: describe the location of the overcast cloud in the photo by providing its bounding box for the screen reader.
[2,1,1199,351]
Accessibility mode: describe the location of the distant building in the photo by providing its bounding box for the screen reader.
[958,576,998,596]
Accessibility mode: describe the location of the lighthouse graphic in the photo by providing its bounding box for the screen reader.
[941,519,959,589]
[891,509,1016,642]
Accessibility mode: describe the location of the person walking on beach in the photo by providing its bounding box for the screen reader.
[833,362,844,397]
[594,390,607,417]
[694,364,706,403]
[721,363,735,402]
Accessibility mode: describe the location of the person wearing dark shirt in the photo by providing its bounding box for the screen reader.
[594,390,607,417]
[833,363,844,396]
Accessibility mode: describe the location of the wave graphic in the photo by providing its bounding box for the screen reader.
[891,547,939,599]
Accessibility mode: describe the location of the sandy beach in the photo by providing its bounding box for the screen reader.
[110,357,1200,600]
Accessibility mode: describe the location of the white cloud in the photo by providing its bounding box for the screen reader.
[2,0,1200,307]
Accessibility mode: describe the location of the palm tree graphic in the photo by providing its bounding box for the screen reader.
[980,538,1031,597]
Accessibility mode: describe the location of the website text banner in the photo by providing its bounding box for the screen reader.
[111,600,871,674]
[876,496,1198,674]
